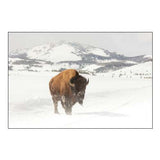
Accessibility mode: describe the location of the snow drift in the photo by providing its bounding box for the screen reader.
[9,68,152,128]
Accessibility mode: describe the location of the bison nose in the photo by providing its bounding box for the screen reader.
[79,100,83,106]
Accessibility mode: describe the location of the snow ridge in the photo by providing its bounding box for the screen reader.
[9,41,152,74]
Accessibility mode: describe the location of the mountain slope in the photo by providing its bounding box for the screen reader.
[9,41,152,74]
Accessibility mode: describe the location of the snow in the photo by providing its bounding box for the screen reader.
[27,44,81,62]
[97,59,137,64]
[9,70,152,128]
[54,63,79,70]
[11,65,27,71]
[107,61,152,79]
[9,48,29,56]
[124,61,137,64]
[144,54,152,58]
[9,58,22,62]
[96,59,118,63]
[87,48,108,57]
[82,64,100,72]
[9,42,152,74]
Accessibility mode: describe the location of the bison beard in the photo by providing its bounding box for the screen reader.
[49,69,89,115]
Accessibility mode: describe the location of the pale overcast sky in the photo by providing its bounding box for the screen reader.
[9,32,152,56]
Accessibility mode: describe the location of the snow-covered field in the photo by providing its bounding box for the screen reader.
[9,71,152,128]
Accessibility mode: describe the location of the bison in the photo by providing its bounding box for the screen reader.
[49,69,89,115]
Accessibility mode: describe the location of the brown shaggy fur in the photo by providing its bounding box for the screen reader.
[49,69,88,115]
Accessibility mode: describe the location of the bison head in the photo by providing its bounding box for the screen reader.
[69,75,89,105]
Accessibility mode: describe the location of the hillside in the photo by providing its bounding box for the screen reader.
[9,41,152,74]
[105,61,152,79]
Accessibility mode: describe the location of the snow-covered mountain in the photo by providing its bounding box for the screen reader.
[9,41,152,74]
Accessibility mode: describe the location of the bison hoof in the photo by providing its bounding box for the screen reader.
[65,111,72,115]
[66,113,72,115]
[54,111,59,114]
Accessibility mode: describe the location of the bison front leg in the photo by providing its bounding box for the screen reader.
[65,99,73,115]
[61,96,72,115]
[52,97,59,114]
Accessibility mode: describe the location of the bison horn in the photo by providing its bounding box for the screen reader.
[86,79,89,85]
[69,81,75,87]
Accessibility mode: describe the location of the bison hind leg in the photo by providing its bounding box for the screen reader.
[61,96,72,115]
[52,96,59,114]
